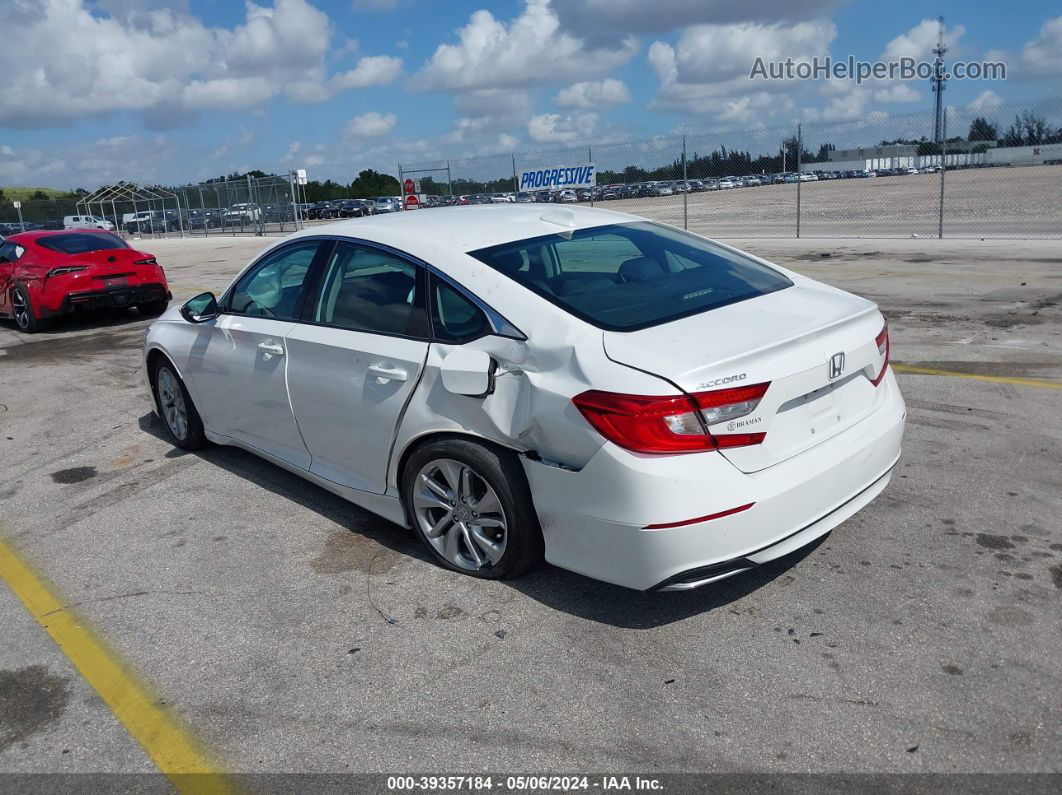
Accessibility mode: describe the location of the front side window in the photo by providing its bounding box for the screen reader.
[468,222,793,331]
[229,241,319,319]
[36,233,128,254]
[313,242,428,338]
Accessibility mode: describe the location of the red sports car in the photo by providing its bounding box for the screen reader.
[0,229,170,333]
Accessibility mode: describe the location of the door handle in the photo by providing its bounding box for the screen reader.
[368,364,408,382]
[257,342,285,356]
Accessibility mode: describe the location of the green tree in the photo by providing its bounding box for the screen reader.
[349,169,400,198]
[967,117,998,142]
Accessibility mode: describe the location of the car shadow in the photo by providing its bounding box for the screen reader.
[501,539,824,628]
[1,307,156,335]
[138,412,826,629]
[137,413,426,563]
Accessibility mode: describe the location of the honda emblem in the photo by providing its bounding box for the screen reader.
[827,352,845,380]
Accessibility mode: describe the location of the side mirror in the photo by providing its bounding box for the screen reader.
[180,292,218,323]
[439,348,495,397]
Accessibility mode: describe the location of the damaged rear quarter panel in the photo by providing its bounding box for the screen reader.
[388,289,679,493]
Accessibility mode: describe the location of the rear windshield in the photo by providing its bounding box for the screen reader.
[36,233,129,254]
[467,222,792,331]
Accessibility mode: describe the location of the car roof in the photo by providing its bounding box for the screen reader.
[288,204,641,254]
[6,228,118,244]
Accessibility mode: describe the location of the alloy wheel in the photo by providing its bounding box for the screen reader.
[12,289,29,330]
[156,366,189,441]
[413,458,508,571]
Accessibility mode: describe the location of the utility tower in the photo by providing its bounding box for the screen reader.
[932,16,947,143]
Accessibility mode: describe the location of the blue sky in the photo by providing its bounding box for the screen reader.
[1,0,1059,188]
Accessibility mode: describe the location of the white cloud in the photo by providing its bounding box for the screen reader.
[553,0,841,38]
[0,0,401,127]
[647,20,837,119]
[182,77,276,110]
[281,140,302,164]
[331,55,403,90]
[286,80,333,104]
[409,0,637,92]
[882,19,964,60]
[346,111,398,137]
[872,84,920,103]
[1020,16,1062,76]
[0,134,180,187]
[555,79,631,109]
[968,90,1002,112]
[527,112,599,144]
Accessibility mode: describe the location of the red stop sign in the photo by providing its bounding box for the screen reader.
[403,178,415,194]
[405,194,420,209]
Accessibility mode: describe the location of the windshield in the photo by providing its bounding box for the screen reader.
[36,233,129,254]
[467,222,792,331]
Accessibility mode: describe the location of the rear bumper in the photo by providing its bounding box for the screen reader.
[41,283,170,316]
[522,369,906,591]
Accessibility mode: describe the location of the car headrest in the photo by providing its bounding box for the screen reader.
[618,257,666,282]
[557,276,615,296]
[494,250,525,274]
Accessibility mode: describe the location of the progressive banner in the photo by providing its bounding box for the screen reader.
[518,163,596,191]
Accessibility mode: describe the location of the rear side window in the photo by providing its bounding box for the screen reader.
[431,277,489,343]
[0,242,23,263]
[314,242,428,338]
[36,233,128,254]
[468,222,792,331]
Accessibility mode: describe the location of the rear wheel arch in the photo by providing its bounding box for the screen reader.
[398,431,544,578]
[394,431,533,517]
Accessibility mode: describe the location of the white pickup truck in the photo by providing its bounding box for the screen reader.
[223,203,261,225]
[64,214,115,231]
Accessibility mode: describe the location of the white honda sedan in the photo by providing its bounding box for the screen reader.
[143,205,904,590]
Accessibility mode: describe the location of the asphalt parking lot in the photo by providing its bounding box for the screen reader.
[1,234,1060,779]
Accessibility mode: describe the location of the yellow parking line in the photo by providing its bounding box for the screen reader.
[0,535,232,794]
[892,363,1062,390]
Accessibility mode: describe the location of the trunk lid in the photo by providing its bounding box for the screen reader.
[602,281,887,473]
[75,249,157,283]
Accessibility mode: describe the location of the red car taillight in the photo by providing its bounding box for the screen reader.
[572,382,770,455]
[871,320,890,387]
[46,265,87,277]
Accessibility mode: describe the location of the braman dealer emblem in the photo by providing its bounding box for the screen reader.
[827,352,845,380]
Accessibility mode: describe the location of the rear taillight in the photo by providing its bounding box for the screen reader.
[572,382,770,455]
[134,257,157,265]
[871,320,890,387]
[46,265,87,277]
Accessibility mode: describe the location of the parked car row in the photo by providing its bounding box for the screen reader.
[305,197,406,219]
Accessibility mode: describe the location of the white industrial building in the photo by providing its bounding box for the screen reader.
[801,141,1062,172]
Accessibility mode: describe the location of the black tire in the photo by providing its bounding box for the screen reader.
[11,285,46,333]
[151,358,206,451]
[138,300,169,316]
[402,438,543,580]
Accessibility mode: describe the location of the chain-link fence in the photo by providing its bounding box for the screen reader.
[3,98,1058,241]
[401,95,1062,239]
[0,174,305,240]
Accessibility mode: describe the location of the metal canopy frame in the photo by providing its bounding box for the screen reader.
[75,181,185,239]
